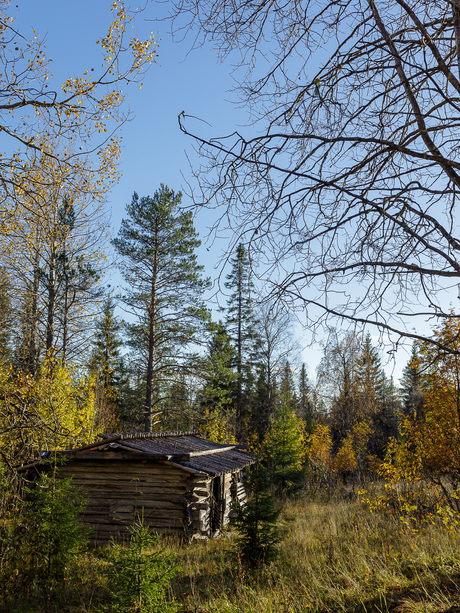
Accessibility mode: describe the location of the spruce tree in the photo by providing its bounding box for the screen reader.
[297,363,316,433]
[355,334,398,458]
[232,464,281,566]
[113,186,210,432]
[198,321,237,439]
[163,370,193,431]
[250,363,271,444]
[277,360,297,412]
[223,244,258,439]
[356,333,385,418]
[107,519,178,613]
[264,362,306,494]
[89,295,123,397]
[89,294,125,428]
[373,374,399,457]
[400,342,425,419]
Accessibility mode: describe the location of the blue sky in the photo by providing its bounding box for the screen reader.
[15,1,242,283]
[14,0,411,381]
[16,0,240,229]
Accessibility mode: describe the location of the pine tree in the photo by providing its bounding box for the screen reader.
[223,244,258,439]
[113,186,210,432]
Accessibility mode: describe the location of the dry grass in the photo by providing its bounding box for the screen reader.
[2,495,460,612]
[168,496,460,613]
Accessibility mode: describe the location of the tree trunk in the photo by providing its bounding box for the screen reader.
[145,228,159,433]
[46,242,57,356]
[453,0,460,79]
[28,250,41,374]
[236,261,243,430]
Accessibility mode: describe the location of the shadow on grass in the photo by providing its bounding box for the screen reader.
[350,572,460,613]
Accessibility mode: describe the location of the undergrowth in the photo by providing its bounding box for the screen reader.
[2,494,460,612]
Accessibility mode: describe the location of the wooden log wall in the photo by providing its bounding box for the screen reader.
[221,472,233,527]
[186,475,212,538]
[184,471,249,538]
[36,459,250,544]
[236,471,247,505]
[52,460,189,545]
[229,471,247,520]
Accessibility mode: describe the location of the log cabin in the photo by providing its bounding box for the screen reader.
[22,431,257,545]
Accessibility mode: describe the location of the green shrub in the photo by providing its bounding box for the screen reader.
[1,471,89,608]
[106,518,178,613]
[232,464,281,566]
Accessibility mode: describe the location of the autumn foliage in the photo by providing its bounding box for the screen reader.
[368,315,460,525]
[0,358,112,471]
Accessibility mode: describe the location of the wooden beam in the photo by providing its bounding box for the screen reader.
[62,451,171,461]
[157,460,208,476]
[68,435,123,452]
[173,446,236,461]
[16,460,43,472]
[190,445,236,457]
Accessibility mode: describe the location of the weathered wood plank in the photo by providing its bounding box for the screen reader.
[58,475,186,486]
[81,491,186,503]
[83,510,185,522]
[189,488,209,497]
[62,473,186,483]
[83,497,185,509]
[69,484,186,494]
[67,481,187,494]
[63,451,167,460]
[65,468,186,478]
[91,529,184,545]
[85,489,186,500]
[173,446,235,461]
[108,504,134,512]
[87,517,185,530]
[68,476,180,485]
[69,485,187,496]
[59,463,186,476]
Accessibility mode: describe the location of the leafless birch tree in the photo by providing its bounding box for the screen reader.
[170,0,460,353]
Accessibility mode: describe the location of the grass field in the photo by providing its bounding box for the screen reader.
[3,492,460,612]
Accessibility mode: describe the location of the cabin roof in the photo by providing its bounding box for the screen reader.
[58,431,258,477]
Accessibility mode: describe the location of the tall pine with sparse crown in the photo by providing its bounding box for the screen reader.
[113,186,210,432]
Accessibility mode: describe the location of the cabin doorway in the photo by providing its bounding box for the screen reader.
[211,475,223,533]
